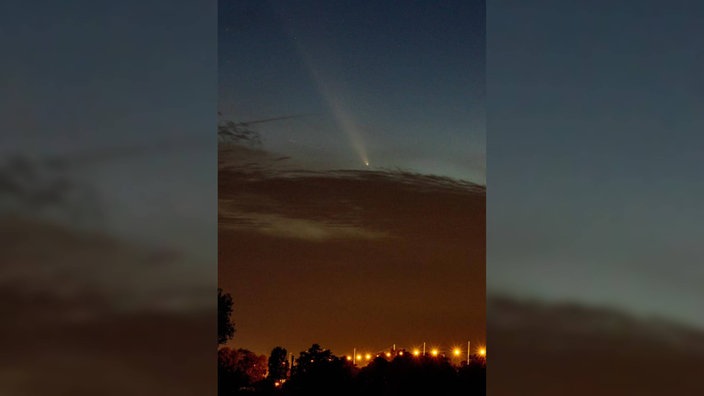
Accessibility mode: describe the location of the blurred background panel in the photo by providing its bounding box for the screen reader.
[488,1,704,394]
[1,1,216,395]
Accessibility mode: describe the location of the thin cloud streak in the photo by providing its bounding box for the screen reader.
[219,211,390,242]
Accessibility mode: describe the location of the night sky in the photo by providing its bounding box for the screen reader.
[487,1,704,328]
[219,0,485,183]
[218,156,486,357]
[218,0,486,356]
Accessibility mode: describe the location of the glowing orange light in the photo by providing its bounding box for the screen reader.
[478,348,486,357]
[346,356,352,361]
[399,351,404,356]
[385,352,391,358]
[413,349,420,357]
[356,354,362,361]
[453,348,461,357]
[431,349,439,357]
[365,353,371,360]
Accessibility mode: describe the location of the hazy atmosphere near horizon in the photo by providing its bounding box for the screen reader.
[218,0,485,357]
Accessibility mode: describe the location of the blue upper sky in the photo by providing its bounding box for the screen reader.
[219,0,486,183]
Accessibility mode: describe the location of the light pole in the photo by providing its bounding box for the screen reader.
[467,341,470,364]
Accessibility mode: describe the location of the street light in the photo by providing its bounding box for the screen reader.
[431,349,439,357]
[413,349,420,357]
[478,347,486,357]
[453,348,461,357]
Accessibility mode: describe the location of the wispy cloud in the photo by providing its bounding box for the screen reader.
[220,211,389,242]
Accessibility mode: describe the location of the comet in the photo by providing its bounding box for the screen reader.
[288,36,371,170]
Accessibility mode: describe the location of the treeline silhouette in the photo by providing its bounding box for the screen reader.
[218,290,485,396]
[219,343,486,396]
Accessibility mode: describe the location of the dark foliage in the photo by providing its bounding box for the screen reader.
[218,288,235,345]
[268,346,289,382]
[218,347,268,396]
[219,344,486,396]
[282,344,356,396]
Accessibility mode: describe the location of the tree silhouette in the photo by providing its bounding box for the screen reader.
[217,342,486,396]
[268,346,289,382]
[286,344,355,396]
[218,347,268,395]
[218,288,235,345]
[219,347,247,395]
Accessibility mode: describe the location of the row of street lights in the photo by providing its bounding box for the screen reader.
[348,343,485,366]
